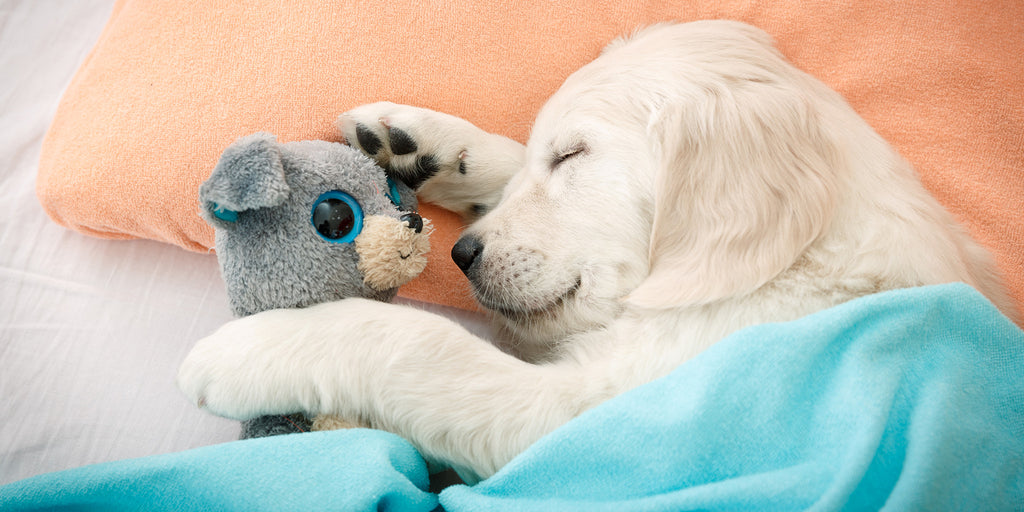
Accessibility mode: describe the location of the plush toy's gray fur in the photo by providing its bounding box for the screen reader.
[199,132,419,439]
[238,414,313,440]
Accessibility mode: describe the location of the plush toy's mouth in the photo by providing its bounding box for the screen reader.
[399,251,412,260]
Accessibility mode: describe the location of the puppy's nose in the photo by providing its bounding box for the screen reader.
[400,213,423,233]
[451,235,484,276]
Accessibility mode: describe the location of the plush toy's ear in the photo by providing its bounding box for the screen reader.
[625,77,839,309]
[199,132,290,227]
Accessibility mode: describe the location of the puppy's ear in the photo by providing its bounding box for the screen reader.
[626,83,839,309]
[199,133,290,228]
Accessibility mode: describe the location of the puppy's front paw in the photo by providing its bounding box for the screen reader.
[177,317,302,421]
[338,102,523,219]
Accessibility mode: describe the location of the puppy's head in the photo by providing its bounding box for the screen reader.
[454,21,839,356]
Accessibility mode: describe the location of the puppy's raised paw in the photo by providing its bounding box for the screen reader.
[338,102,462,189]
[337,102,524,220]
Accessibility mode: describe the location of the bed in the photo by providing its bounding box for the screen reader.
[1,0,1022,510]
[0,0,239,482]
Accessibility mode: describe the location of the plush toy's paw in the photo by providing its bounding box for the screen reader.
[312,413,364,431]
[240,414,313,439]
[338,102,523,220]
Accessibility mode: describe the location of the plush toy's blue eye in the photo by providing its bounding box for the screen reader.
[385,176,402,207]
[311,191,363,243]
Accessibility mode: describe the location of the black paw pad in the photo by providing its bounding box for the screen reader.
[355,124,382,155]
[405,155,439,189]
[388,127,418,155]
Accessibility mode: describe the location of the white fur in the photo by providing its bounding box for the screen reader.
[178,21,1015,483]
[337,104,523,219]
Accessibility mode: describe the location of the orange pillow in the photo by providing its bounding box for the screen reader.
[39,0,1024,318]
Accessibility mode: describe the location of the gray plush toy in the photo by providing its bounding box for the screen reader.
[199,132,431,439]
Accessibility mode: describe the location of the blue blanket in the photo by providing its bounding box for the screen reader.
[3,283,1022,511]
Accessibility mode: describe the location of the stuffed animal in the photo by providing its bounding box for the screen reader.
[198,132,431,438]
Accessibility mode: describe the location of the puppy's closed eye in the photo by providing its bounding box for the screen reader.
[551,143,588,170]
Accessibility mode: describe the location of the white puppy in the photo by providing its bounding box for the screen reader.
[178,21,1015,483]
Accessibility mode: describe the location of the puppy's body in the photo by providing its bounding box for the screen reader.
[178,21,1015,482]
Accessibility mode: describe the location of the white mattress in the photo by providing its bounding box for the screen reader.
[0,0,488,485]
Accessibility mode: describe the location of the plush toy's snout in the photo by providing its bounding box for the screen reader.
[400,212,424,233]
[356,213,432,291]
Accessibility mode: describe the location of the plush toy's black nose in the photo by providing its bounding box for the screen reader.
[400,213,423,233]
[451,235,484,276]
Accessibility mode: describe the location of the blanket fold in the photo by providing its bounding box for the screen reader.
[2,283,1021,511]
[0,430,437,511]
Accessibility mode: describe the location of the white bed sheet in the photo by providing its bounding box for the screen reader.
[0,0,489,486]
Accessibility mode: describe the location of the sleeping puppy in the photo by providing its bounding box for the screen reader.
[178,21,1016,483]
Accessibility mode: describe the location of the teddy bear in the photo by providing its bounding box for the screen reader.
[198,131,431,438]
